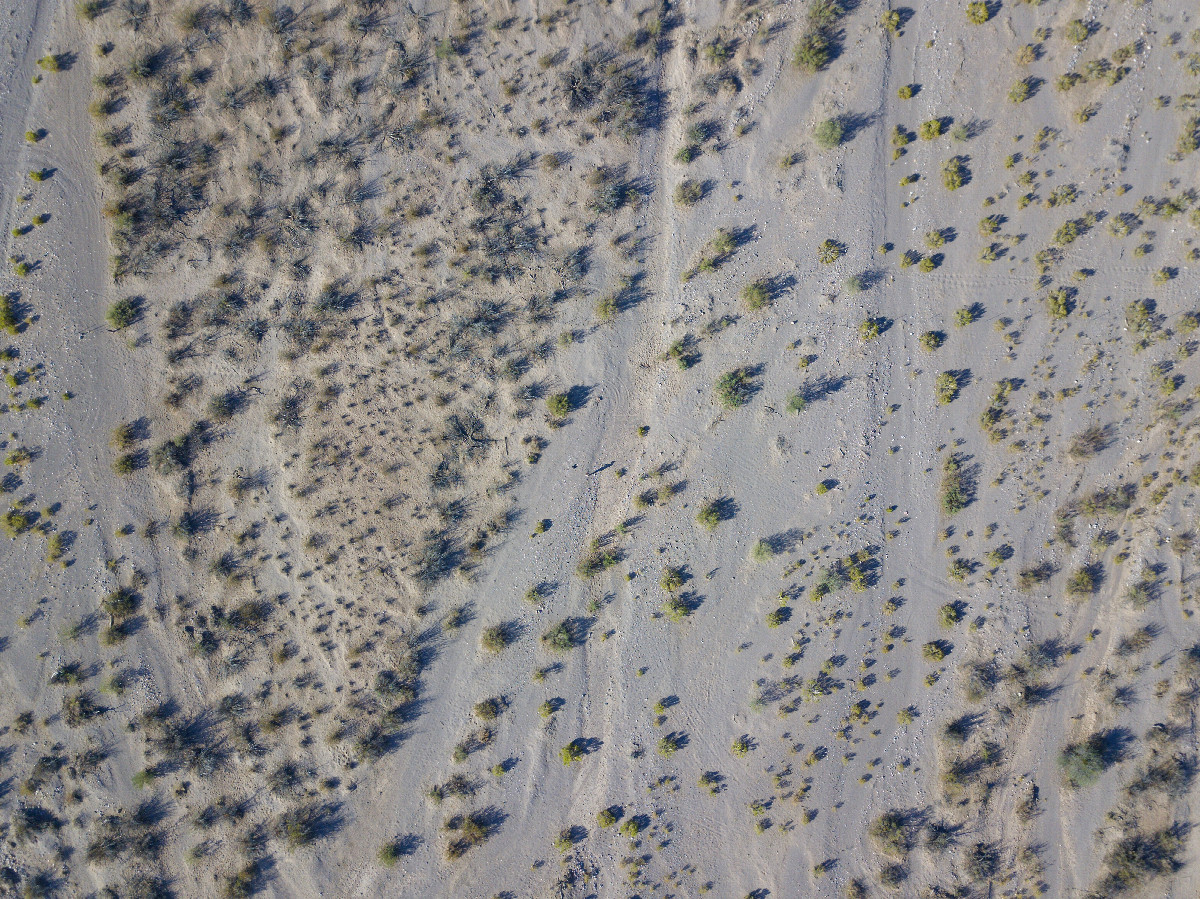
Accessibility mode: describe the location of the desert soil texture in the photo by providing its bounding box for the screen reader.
[2,0,1200,897]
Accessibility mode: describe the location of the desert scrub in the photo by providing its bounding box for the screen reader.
[714,368,755,408]
[953,306,978,327]
[1046,287,1073,319]
[597,807,620,828]
[113,453,140,476]
[941,156,968,190]
[659,566,685,592]
[938,603,962,627]
[793,29,832,73]
[1065,564,1100,598]
[0,293,20,334]
[674,179,703,206]
[106,296,142,330]
[695,498,724,531]
[922,641,947,663]
[750,539,775,563]
[1064,18,1091,44]
[657,733,682,756]
[935,372,959,405]
[869,811,909,857]
[742,279,771,311]
[545,393,570,419]
[965,1,990,24]
[940,455,970,514]
[919,118,943,140]
[858,318,882,341]
[813,117,844,149]
[542,620,578,653]
[1008,78,1034,103]
[480,624,510,653]
[662,593,692,622]
[919,331,944,351]
[1058,734,1108,788]
[730,735,753,757]
[816,238,844,264]
[619,818,643,838]
[560,739,585,766]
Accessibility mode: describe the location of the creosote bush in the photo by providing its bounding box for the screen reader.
[966,1,990,24]
[546,393,570,419]
[714,368,755,408]
[814,117,845,149]
[742,279,770,311]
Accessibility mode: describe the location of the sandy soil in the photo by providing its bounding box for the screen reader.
[1,0,1200,897]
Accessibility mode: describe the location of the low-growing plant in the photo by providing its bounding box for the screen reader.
[714,368,756,408]
[966,1,990,24]
[814,116,845,149]
[817,238,844,264]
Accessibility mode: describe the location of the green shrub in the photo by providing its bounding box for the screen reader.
[858,318,882,341]
[1064,18,1090,43]
[938,603,961,627]
[730,735,752,757]
[766,608,789,628]
[1046,287,1072,319]
[742,279,770,311]
[473,698,501,721]
[542,621,576,652]
[817,238,844,264]
[0,294,20,335]
[696,499,722,531]
[659,566,684,592]
[714,368,755,408]
[922,641,946,662]
[935,371,959,405]
[940,455,969,514]
[919,119,943,140]
[560,739,585,766]
[132,768,157,789]
[751,539,774,563]
[3,508,34,537]
[113,453,139,476]
[919,331,944,351]
[793,30,832,73]
[106,296,141,330]
[378,841,402,867]
[814,117,845,149]
[674,179,703,206]
[966,2,990,24]
[480,625,510,653]
[941,156,968,190]
[662,594,691,622]
[597,807,620,828]
[869,810,908,857]
[546,393,570,418]
[1058,734,1107,788]
[1066,564,1099,598]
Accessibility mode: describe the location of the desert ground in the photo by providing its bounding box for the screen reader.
[1,0,1200,897]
